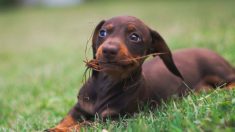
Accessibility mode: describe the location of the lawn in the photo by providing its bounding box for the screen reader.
[0,1,235,131]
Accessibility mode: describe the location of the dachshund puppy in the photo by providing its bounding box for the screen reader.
[46,16,235,131]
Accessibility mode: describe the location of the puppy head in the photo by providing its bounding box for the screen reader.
[91,16,183,80]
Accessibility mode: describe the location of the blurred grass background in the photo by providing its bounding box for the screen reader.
[0,0,235,131]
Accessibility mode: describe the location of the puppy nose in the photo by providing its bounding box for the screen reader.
[102,45,119,58]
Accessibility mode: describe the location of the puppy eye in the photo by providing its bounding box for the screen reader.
[99,29,107,38]
[129,33,141,42]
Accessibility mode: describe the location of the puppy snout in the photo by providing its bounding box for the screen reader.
[102,44,119,59]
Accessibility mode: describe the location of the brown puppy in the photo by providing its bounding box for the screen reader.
[46,16,235,131]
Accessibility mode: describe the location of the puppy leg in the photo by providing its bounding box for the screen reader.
[199,74,235,90]
[45,103,89,132]
[226,82,235,90]
[194,80,214,93]
[225,75,235,90]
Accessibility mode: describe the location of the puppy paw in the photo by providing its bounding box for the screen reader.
[44,126,80,132]
[44,127,67,132]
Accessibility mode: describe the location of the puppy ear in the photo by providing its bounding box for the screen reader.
[91,20,105,77]
[149,29,184,80]
[92,20,105,59]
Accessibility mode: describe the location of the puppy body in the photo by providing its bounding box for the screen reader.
[46,16,235,131]
[143,48,235,99]
[77,48,235,117]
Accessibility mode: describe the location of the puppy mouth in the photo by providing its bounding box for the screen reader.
[100,62,139,77]
[99,59,136,70]
[85,57,140,73]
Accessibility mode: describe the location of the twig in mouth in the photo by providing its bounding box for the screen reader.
[83,52,167,71]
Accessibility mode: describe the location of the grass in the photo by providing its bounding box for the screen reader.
[0,0,235,131]
[85,90,235,132]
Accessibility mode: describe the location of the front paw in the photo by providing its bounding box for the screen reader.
[44,126,80,132]
[44,127,67,132]
[44,128,58,132]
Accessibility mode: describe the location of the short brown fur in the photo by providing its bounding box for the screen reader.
[46,16,235,132]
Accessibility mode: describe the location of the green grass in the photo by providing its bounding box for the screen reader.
[0,1,235,131]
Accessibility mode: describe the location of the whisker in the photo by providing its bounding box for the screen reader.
[84,24,96,62]
[82,23,97,82]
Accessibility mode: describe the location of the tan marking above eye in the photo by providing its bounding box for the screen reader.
[105,24,113,30]
[127,24,136,31]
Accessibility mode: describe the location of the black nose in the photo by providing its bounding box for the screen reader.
[102,44,119,59]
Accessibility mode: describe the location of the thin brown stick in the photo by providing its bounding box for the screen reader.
[119,52,166,62]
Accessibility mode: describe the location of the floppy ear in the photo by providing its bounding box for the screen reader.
[149,29,184,80]
[91,20,105,77]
